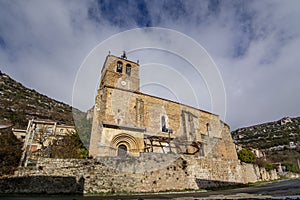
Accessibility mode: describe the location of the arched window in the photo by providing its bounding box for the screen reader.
[161,116,167,132]
[116,61,123,73]
[126,64,131,76]
[117,144,127,157]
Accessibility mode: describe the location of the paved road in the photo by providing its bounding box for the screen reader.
[220,178,300,197]
[1,178,300,199]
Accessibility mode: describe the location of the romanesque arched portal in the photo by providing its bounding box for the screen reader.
[110,133,140,156]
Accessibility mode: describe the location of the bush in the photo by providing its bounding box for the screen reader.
[255,158,274,171]
[282,161,297,173]
[49,133,88,159]
[238,148,256,163]
[265,163,274,171]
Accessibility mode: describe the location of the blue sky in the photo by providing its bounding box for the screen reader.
[1,0,300,130]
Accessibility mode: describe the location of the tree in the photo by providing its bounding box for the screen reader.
[34,125,50,150]
[238,148,256,163]
[49,133,88,159]
[0,128,22,175]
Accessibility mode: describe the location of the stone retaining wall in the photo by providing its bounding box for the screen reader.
[1,154,278,194]
[0,176,84,194]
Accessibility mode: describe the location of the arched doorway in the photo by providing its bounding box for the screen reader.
[111,133,140,156]
[117,144,127,157]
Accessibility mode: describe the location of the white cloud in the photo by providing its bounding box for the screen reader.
[0,0,120,103]
[1,0,300,130]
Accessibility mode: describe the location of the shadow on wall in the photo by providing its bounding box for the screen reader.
[0,176,84,194]
[195,178,243,189]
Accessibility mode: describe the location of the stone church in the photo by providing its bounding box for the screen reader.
[89,52,238,161]
[3,53,277,195]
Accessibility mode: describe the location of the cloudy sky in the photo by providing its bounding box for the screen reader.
[1,0,300,130]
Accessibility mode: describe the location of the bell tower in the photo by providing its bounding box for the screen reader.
[99,51,140,92]
[89,52,142,157]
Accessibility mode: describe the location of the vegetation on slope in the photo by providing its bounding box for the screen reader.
[237,148,256,164]
[49,133,89,159]
[0,71,91,175]
[0,127,22,175]
[231,117,300,149]
[0,71,78,128]
[232,117,300,172]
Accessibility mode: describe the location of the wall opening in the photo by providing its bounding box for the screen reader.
[117,144,127,157]
[126,64,131,76]
[206,123,211,136]
[116,61,123,73]
[161,116,167,132]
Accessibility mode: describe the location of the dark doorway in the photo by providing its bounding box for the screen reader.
[117,144,127,157]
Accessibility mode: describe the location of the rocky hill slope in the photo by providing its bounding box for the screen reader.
[231,117,300,150]
[231,117,300,172]
[0,71,80,128]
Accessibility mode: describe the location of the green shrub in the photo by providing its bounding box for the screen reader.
[282,161,297,173]
[265,163,274,171]
[255,158,274,171]
[238,148,256,163]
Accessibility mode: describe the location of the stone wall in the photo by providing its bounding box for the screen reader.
[0,154,278,194]
[0,176,84,194]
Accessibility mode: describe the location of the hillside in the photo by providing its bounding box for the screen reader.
[231,117,300,149]
[231,117,300,172]
[0,71,81,129]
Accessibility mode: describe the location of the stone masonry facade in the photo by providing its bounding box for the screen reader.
[89,53,238,161]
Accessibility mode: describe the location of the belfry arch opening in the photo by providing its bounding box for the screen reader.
[116,61,123,73]
[126,64,131,76]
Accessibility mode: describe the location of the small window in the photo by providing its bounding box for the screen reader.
[126,64,131,76]
[116,61,123,73]
[206,123,211,136]
[161,116,167,132]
